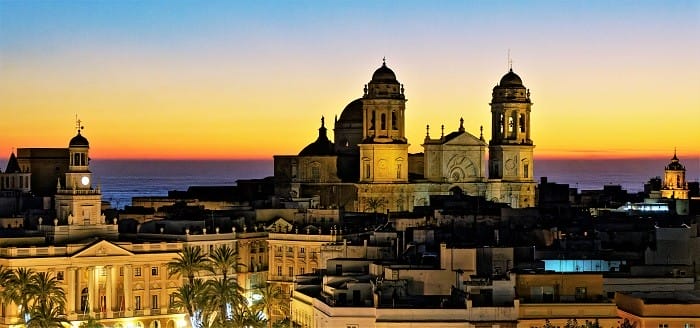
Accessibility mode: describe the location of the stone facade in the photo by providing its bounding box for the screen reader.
[273,62,538,212]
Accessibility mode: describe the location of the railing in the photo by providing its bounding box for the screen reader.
[151,308,161,315]
[134,310,145,316]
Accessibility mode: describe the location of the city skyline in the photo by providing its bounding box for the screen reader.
[1,1,698,160]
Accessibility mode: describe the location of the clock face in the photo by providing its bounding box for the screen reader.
[81,176,90,186]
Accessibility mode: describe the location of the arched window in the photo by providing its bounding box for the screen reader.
[519,114,526,133]
[369,111,376,130]
[508,117,514,133]
[391,112,397,130]
[381,113,386,130]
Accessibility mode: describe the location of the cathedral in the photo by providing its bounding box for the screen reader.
[274,61,537,212]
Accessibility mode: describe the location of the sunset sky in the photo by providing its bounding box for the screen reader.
[1,1,698,160]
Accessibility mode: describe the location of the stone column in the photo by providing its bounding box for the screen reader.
[124,265,133,316]
[66,267,76,314]
[105,265,113,316]
[143,265,151,313]
[87,267,95,314]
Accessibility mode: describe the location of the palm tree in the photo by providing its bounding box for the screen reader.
[0,265,13,304]
[207,244,244,281]
[78,317,104,328]
[30,272,66,312]
[170,279,210,328]
[6,267,37,322]
[168,245,209,285]
[252,283,289,328]
[206,277,246,323]
[26,302,69,328]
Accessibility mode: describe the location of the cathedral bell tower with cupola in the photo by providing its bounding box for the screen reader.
[661,150,689,200]
[359,59,409,183]
[487,68,536,207]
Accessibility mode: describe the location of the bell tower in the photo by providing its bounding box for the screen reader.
[661,150,689,200]
[487,68,536,207]
[65,118,92,190]
[54,118,102,226]
[359,59,409,183]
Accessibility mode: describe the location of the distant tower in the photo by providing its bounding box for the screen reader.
[358,59,409,183]
[54,118,102,226]
[661,150,689,199]
[487,68,536,207]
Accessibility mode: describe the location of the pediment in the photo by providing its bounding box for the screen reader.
[72,240,134,258]
[443,132,486,146]
[265,217,293,232]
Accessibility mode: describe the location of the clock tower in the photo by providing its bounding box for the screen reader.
[54,120,103,226]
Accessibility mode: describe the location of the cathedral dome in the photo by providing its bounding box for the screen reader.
[69,132,89,147]
[299,118,335,156]
[499,69,524,87]
[337,99,363,124]
[371,62,398,84]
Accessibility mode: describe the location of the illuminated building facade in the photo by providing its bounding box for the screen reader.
[274,61,537,212]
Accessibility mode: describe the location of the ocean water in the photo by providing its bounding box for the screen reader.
[91,160,274,208]
[5,158,699,209]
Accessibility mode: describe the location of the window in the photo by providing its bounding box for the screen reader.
[134,267,142,276]
[391,112,397,130]
[135,296,141,310]
[299,267,305,275]
[380,113,386,130]
[56,271,64,281]
[365,163,371,179]
[519,114,526,133]
[151,295,159,309]
[300,247,305,254]
[683,324,695,328]
[575,287,587,300]
[119,267,124,276]
[524,164,529,178]
[311,166,320,181]
[151,267,158,276]
[396,164,401,179]
[659,325,668,328]
[277,266,282,276]
[169,294,176,307]
[288,267,294,277]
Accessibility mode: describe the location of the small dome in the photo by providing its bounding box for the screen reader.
[299,118,335,156]
[371,62,398,83]
[69,132,89,147]
[499,69,524,87]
